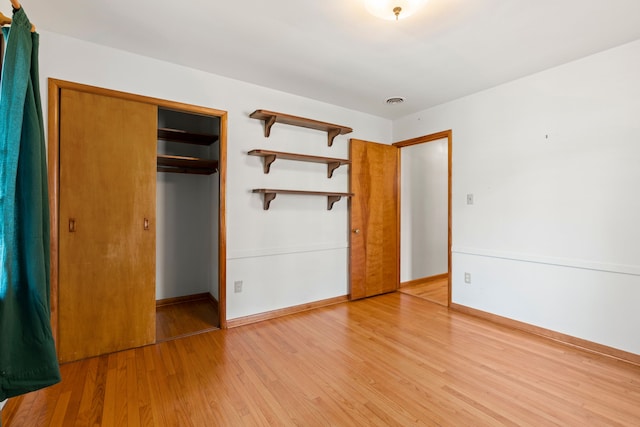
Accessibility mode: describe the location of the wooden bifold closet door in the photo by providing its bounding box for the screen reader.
[58,88,157,363]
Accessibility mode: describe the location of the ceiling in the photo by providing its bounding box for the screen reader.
[20,0,640,119]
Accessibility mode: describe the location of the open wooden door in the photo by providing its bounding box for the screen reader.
[349,139,399,300]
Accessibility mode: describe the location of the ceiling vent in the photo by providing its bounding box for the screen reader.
[385,96,406,105]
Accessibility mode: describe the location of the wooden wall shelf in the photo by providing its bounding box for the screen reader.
[249,110,352,146]
[248,149,350,178]
[157,128,219,146]
[157,154,218,175]
[252,189,353,210]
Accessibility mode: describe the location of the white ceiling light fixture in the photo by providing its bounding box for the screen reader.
[365,0,428,21]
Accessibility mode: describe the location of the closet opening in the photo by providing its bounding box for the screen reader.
[155,107,221,341]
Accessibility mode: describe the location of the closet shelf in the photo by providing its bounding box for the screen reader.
[157,154,218,175]
[249,110,353,147]
[248,149,350,178]
[157,127,219,146]
[252,189,353,211]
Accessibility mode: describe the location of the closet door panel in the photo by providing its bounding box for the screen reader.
[58,88,157,363]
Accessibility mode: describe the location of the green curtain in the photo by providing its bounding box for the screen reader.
[0,7,60,401]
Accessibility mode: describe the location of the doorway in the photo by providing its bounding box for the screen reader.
[394,130,452,306]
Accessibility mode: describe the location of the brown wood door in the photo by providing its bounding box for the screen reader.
[58,88,157,362]
[349,139,399,300]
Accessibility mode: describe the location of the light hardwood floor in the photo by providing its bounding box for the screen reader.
[156,298,219,342]
[398,276,449,306]
[3,292,640,426]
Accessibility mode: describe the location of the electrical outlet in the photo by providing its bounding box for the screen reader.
[466,194,474,205]
[464,272,471,284]
[234,280,243,293]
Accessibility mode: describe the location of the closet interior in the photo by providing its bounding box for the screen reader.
[155,107,220,341]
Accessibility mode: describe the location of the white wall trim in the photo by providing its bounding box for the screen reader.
[228,243,349,260]
[452,246,640,276]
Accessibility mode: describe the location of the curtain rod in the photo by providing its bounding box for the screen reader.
[0,0,36,32]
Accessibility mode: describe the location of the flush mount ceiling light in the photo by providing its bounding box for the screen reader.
[365,0,428,21]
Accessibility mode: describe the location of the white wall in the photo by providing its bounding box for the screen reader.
[394,39,640,354]
[38,31,391,320]
[156,172,216,300]
[39,27,640,355]
[400,139,448,281]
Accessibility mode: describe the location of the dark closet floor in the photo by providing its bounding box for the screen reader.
[156,298,219,342]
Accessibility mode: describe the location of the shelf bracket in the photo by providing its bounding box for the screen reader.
[263,115,277,138]
[263,154,277,173]
[262,192,277,210]
[327,128,341,147]
[327,161,341,179]
[327,195,342,210]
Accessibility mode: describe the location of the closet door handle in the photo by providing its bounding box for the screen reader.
[144,218,150,231]
[69,218,76,232]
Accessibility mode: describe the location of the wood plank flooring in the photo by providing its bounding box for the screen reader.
[3,292,640,426]
[398,277,449,306]
[156,298,219,342]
